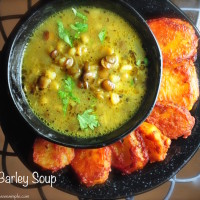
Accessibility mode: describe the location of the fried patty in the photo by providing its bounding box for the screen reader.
[71,147,111,187]
[158,60,199,110]
[136,122,171,163]
[146,101,195,139]
[33,138,75,172]
[110,131,149,174]
[148,18,198,64]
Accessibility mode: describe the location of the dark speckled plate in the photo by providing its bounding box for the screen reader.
[0,0,200,199]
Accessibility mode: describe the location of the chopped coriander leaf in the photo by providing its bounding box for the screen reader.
[57,21,73,47]
[58,90,67,99]
[74,32,81,39]
[64,77,74,92]
[58,90,69,115]
[57,21,64,35]
[98,29,106,43]
[70,22,88,33]
[77,109,99,130]
[69,92,80,103]
[63,33,73,47]
[136,59,141,66]
[72,8,77,15]
[144,58,149,66]
[58,77,80,115]
[62,98,69,115]
[130,79,134,86]
[72,8,88,21]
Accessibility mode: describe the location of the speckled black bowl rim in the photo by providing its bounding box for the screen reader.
[0,0,200,199]
[3,0,162,148]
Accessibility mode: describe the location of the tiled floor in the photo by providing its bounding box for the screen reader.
[0,0,200,200]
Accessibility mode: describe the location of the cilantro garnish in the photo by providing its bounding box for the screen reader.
[63,77,74,92]
[74,32,81,39]
[136,59,141,66]
[72,8,88,21]
[58,77,80,115]
[144,58,149,66]
[98,29,106,43]
[77,109,99,130]
[57,9,88,47]
[130,79,134,86]
[70,22,88,33]
[57,21,73,47]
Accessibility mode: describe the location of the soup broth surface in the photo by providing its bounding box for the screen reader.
[22,6,148,138]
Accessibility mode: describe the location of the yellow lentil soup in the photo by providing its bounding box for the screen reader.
[22,7,148,138]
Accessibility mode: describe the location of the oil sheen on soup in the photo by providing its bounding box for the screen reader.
[22,7,148,138]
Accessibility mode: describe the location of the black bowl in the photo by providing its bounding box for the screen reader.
[4,0,162,148]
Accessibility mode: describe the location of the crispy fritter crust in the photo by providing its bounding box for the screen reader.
[158,60,199,110]
[71,147,111,187]
[136,122,171,163]
[33,138,75,172]
[148,18,198,64]
[109,131,149,174]
[146,101,195,139]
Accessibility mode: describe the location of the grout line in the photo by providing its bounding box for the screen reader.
[0,20,7,41]
[27,0,31,10]
[164,176,176,200]
[196,1,200,28]
[175,174,200,183]
[180,7,200,28]
[196,12,200,27]
[0,151,17,156]
[180,8,200,11]
[0,14,23,21]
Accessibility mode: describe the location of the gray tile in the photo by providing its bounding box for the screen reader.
[183,10,199,24]
[171,0,200,8]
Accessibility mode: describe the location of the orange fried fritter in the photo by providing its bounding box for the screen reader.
[136,122,171,163]
[147,18,198,64]
[110,131,149,174]
[146,101,195,139]
[71,147,111,187]
[158,60,199,110]
[33,138,75,172]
